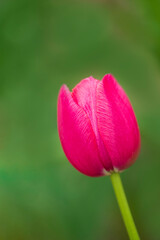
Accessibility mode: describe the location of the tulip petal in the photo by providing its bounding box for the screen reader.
[96,74,140,171]
[58,85,105,176]
[71,77,98,135]
[72,77,113,171]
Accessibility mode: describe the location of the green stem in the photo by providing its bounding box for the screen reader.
[110,172,140,240]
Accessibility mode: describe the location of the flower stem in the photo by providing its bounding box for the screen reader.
[110,172,140,240]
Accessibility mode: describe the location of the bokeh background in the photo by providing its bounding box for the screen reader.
[0,0,160,239]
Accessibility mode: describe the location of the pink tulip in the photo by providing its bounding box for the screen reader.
[57,74,140,177]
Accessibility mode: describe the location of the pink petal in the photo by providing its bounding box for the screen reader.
[96,74,140,171]
[57,84,105,177]
[72,77,99,138]
[72,77,113,171]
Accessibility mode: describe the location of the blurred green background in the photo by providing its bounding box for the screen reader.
[0,0,160,239]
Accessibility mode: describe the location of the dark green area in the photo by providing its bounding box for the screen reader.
[0,0,160,239]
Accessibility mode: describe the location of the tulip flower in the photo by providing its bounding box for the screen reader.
[57,74,141,240]
[58,74,140,176]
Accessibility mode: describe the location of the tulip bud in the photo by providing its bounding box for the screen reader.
[57,74,140,177]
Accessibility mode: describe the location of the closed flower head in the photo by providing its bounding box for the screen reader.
[57,74,140,177]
